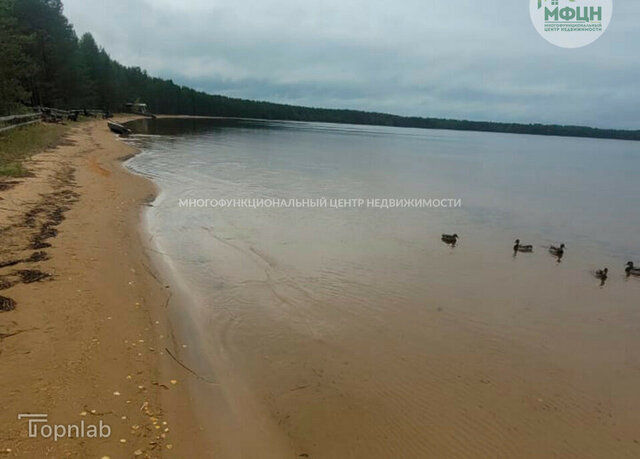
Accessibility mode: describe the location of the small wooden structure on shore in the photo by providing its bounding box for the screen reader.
[124,102,156,118]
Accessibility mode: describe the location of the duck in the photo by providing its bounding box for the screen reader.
[514,239,533,253]
[549,243,565,257]
[626,262,640,276]
[441,233,459,244]
[596,268,608,280]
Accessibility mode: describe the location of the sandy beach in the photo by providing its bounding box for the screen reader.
[0,118,207,458]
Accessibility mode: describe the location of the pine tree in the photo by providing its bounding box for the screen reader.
[0,0,33,114]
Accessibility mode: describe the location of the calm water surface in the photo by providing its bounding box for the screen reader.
[123,118,640,458]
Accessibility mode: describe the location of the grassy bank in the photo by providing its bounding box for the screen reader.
[0,123,68,177]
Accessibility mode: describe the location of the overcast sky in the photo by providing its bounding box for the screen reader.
[62,0,638,129]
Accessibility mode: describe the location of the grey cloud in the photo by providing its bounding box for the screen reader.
[63,0,639,129]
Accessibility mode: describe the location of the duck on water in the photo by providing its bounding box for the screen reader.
[441,234,459,245]
[595,268,608,286]
[549,243,565,260]
[626,262,640,276]
[513,239,533,253]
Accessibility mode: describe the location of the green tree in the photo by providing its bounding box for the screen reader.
[0,0,33,114]
[12,0,82,108]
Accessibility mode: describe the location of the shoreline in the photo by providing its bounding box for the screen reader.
[139,219,297,459]
[0,118,208,457]
[129,151,296,458]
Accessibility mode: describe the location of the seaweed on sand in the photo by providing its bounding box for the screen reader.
[0,296,16,312]
[26,251,49,262]
[16,269,51,284]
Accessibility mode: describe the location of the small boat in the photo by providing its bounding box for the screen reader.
[107,120,132,136]
[549,243,565,257]
[441,233,459,244]
[514,239,533,253]
[626,262,640,276]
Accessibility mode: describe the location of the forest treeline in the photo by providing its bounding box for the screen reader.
[1,0,638,141]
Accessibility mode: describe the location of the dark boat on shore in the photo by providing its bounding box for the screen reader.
[107,120,132,136]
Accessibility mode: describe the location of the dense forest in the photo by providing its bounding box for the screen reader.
[1,0,639,141]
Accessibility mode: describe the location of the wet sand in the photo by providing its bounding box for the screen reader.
[0,118,207,457]
[149,232,640,459]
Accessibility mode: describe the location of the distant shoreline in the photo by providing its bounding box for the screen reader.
[143,113,640,142]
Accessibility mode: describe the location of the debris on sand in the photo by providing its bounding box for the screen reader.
[0,252,49,268]
[0,277,15,290]
[31,240,52,250]
[26,251,49,262]
[9,168,79,253]
[0,296,16,312]
[48,206,68,226]
[0,258,21,269]
[0,180,20,191]
[23,207,43,228]
[39,224,58,239]
[31,224,57,249]
[16,269,51,284]
[0,166,74,303]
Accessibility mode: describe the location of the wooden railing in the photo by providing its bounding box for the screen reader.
[0,108,110,134]
[0,113,41,133]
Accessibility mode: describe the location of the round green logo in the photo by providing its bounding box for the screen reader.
[530,0,613,48]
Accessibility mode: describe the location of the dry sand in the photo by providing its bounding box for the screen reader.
[0,118,207,458]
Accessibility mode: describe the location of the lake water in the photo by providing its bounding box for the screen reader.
[125,118,640,458]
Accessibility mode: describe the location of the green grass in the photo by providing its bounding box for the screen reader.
[0,123,68,177]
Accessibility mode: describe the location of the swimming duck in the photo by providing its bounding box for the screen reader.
[626,262,640,276]
[549,243,565,257]
[596,268,608,280]
[514,239,533,253]
[441,233,459,244]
